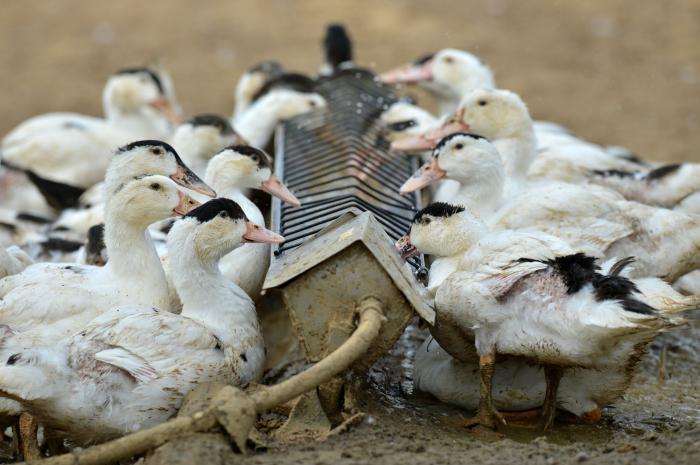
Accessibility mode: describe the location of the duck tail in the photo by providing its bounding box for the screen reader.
[632,276,700,328]
[24,169,86,211]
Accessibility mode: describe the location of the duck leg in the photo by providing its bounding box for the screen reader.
[18,413,40,460]
[461,353,507,430]
[540,366,563,431]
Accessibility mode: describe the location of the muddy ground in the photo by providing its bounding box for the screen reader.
[1,1,699,464]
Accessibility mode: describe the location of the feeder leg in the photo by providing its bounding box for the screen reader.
[275,389,332,441]
[540,366,563,431]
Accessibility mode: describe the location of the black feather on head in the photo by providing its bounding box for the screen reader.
[414,53,434,65]
[184,198,247,223]
[187,114,234,135]
[251,73,316,102]
[433,133,488,157]
[224,145,272,170]
[413,202,465,225]
[114,67,165,94]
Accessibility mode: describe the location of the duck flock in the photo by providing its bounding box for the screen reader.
[0,23,698,460]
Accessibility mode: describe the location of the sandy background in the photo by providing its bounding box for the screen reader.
[1,0,699,162]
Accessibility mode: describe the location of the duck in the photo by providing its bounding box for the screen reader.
[232,61,285,120]
[172,114,248,177]
[319,23,354,76]
[204,145,300,299]
[0,171,200,349]
[0,198,283,445]
[588,162,700,215]
[1,68,182,190]
[380,100,441,150]
[399,202,689,430]
[380,49,495,116]
[380,49,639,159]
[234,88,326,149]
[398,96,700,282]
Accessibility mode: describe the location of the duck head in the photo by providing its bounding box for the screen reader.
[259,88,327,121]
[108,175,200,227]
[392,88,532,152]
[107,140,216,198]
[380,101,438,142]
[205,145,301,207]
[400,133,502,194]
[396,202,486,259]
[103,67,182,131]
[173,114,248,175]
[234,61,285,116]
[172,198,284,260]
[381,49,494,103]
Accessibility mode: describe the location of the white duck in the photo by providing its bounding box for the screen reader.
[233,88,327,148]
[0,173,199,347]
[1,68,181,189]
[381,49,636,158]
[0,198,283,445]
[232,61,285,120]
[0,246,32,279]
[399,203,687,430]
[172,114,247,177]
[399,101,700,282]
[204,145,300,299]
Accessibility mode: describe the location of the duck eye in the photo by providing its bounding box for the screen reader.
[478,100,488,106]
[151,148,163,155]
[443,56,454,64]
[150,183,161,191]
[250,154,259,163]
[309,100,317,108]
[455,143,464,150]
[219,211,229,219]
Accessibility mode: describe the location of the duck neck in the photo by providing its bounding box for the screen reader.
[450,165,505,221]
[234,94,282,147]
[105,108,171,140]
[206,174,265,226]
[172,235,260,344]
[102,203,169,304]
[493,127,537,188]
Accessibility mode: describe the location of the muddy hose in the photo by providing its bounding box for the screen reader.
[21,297,385,465]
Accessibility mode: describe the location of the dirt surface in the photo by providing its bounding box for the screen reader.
[1,1,699,464]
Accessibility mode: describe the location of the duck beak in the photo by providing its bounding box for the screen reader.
[400,157,446,195]
[170,164,217,198]
[260,174,301,208]
[149,96,184,125]
[173,191,201,216]
[243,222,285,244]
[395,235,419,260]
[391,110,470,153]
[380,60,433,84]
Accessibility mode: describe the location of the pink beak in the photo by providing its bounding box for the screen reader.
[399,157,447,195]
[391,112,471,153]
[149,96,184,125]
[380,60,434,84]
[395,235,419,260]
[261,174,301,208]
[243,222,285,244]
[173,191,201,216]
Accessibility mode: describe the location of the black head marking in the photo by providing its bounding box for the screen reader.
[116,140,177,156]
[386,119,417,132]
[225,145,272,170]
[433,133,488,156]
[592,169,636,179]
[413,202,465,225]
[414,53,434,65]
[324,24,353,68]
[114,67,165,94]
[646,163,681,182]
[184,198,247,223]
[187,114,234,135]
[251,73,316,102]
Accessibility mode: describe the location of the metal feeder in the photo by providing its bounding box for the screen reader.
[263,70,434,433]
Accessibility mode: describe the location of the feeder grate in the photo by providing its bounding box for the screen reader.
[271,69,424,270]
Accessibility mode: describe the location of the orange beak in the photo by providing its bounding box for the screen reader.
[395,235,419,260]
[173,191,201,216]
[243,222,285,244]
[149,96,184,125]
[260,174,301,208]
[399,157,446,195]
[380,60,433,84]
